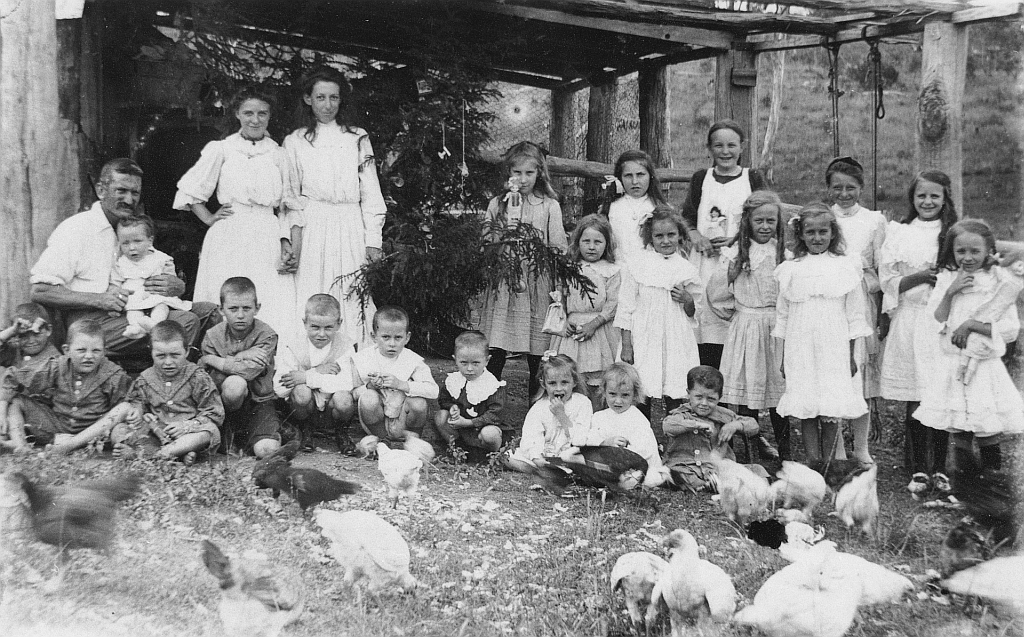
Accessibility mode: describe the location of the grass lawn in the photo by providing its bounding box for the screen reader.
[0,356,1015,637]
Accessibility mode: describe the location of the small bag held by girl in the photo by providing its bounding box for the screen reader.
[541,291,567,336]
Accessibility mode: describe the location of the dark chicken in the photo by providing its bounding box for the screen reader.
[252,440,360,511]
[545,446,648,493]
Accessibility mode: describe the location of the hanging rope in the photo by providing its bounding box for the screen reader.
[867,34,886,209]
[825,40,844,158]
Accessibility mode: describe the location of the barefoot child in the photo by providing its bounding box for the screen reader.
[773,203,872,463]
[110,215,192,339]
[0,303,61,452]
[274,294,357,453]
[200,276,281,458]
[504,353,593,474]
[579,362,665,487]
[435,330,509,454]
[112,320,223,463]
[351,306,438,441]
[915,219,1024,476]
[6,318,132,453]
[661,365,761,491]
[550,214,620,407]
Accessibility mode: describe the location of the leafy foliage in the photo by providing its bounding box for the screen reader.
[349,215,594,352]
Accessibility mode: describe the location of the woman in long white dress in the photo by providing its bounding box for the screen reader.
[282,67,388,346]
[173,87,297,336]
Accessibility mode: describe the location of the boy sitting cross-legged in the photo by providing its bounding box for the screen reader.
[274,294,357,454]
[6,318,132,454]
[111,320,224,463]
[200,276,281,458]
[0,303,61,453]
[434,330,509,454]
[662,365,762,491]
[351,306,438,442]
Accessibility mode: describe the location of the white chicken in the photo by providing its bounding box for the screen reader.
[831,464,879,535]
[780,541,912,606]
[316,509,417,595]
[708,453,770,526]
[733,545,862,637]
[769,461,827,520]
[610,551,668,626]
[201,540,305,637]
[377,442,423,508]
[941,555,1024,617]
[646,530,736,634]
[356,435,380,459]
[402,432,436,464]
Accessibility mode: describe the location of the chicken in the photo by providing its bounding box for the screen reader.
[252,441,361,511]
[707,453,770,526]
[316,509,417,594]
[402,432,436,464]
[769,461,827,520]
[201,540,305,637]
[940,519,995,574]
[733,545,862,637]
[545,446,648,493]
[940,555,1024,617]
[356,435,380,459]
[747,519,787,549]
[646,530,736,634]
[808,458,864,490]
[14,471,141,590]
[377,442,423,508]
[831,464,879,535]
[610,551,668,626]
[780,542,912,606]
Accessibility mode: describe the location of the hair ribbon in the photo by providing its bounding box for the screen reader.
[541,349,557,362]
[602,176,624,195]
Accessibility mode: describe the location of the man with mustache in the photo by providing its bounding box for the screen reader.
[29,158,214,352]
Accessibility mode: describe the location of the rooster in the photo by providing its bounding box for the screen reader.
[544,446,648,493]
[377,442,423,508]
[647,530,736,634]
[252,441,361,512]
[316,509,417,597]
[201,539,305,637]
[610,551,668,627]
[831,464,879,535]
[14,471,141,590]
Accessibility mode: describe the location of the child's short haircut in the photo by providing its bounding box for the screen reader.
[66,318,105,347]
[687,365,724,396]
[150,320,188,347]
[220,276,258,304]
[602,362,646,403]
[12,302,51,326]
[372,305,410,332]
[116,214,156,239]
[305,294,342,320]
[453,330,489,355]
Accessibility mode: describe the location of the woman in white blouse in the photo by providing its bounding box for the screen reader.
[282,67,388,346]
[173,87,297,336]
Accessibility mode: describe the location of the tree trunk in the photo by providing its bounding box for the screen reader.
[639,64,673,197]
[715,49,759,168]
[917,21,967,214]
[585,80,617,215]
[0,0,65,323]
[759,50,786,183]
[550,87,583,222]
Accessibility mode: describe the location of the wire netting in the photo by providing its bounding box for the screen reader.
[483,75,641,224]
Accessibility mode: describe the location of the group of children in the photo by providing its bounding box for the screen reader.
[2,120,1021,505]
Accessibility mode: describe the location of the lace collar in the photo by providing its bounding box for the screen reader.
[445,370,505,405]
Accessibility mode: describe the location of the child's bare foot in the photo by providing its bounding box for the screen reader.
[182,451,197,466]
[112,442,145,459]
[136,316,156,332]
[122,325,146,340]
[45,444,74,456]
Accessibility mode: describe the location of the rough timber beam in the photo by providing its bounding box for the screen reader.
[553,47,720,93]
[476,3,734,50]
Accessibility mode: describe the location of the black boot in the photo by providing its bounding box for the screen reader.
[770,410,791,461]
[333,415,357,456]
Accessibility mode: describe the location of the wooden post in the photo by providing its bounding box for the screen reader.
[639,64,673,171]
[715,49,759,167]
[0,0,64,323]
[917,21,967,214]
[585,80,617,215]
[56,17,85,213]
[550,87,583,222]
